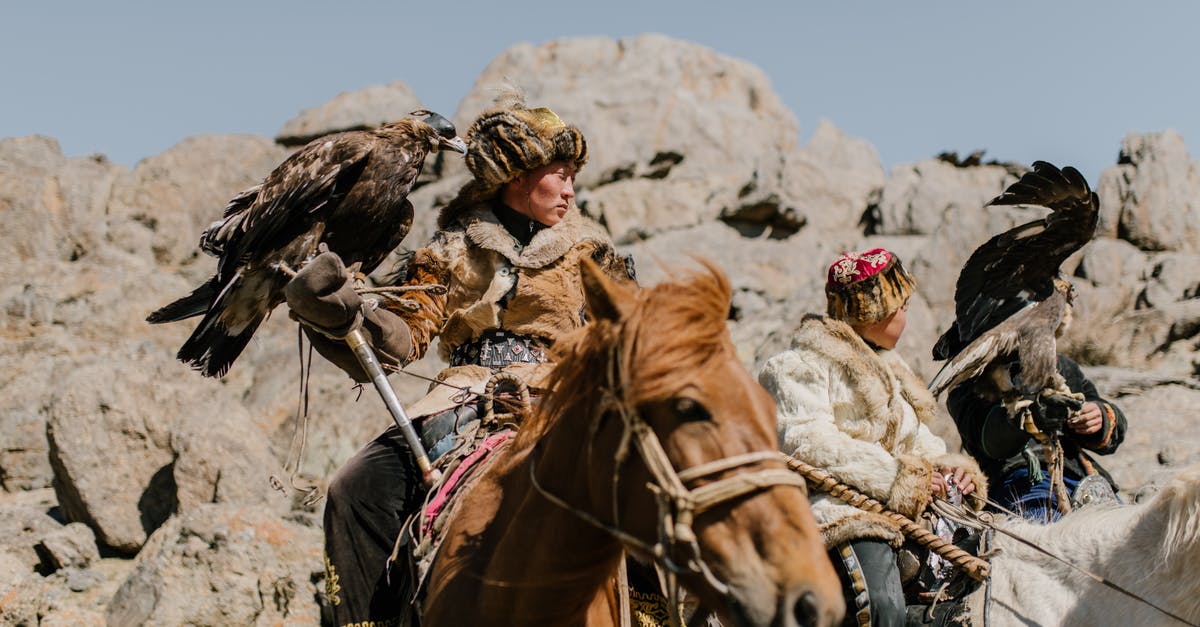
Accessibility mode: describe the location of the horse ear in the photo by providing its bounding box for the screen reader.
[580,258,630,323]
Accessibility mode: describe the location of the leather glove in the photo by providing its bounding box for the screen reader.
[1029,389,1083,435]
[284,251,364,338]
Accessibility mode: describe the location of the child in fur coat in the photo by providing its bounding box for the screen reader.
[759,248,986,627]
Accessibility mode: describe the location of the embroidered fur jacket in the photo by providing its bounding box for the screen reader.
[311,197,633,418]
[758,315,987,549]
[393,201,631,366]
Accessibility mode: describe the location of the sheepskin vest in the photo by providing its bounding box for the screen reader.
[758,315,986,548]
[383,202,631,418]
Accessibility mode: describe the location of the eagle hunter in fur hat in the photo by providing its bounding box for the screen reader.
[928,161,1099,413]
[147,111,468,378]
[436,90,587,228]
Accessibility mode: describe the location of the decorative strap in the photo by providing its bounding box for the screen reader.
[784,454,992,582]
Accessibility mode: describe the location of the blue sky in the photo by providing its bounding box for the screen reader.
[3,2,1197,184]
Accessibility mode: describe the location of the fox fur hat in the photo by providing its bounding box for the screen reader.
[825,248,916,326]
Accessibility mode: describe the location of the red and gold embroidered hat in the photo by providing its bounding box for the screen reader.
[824,248,916,325]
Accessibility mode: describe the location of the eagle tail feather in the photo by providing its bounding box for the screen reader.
[176,309,264,378]
[146,277,219,323]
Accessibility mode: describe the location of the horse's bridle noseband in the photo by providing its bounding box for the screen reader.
[528,342,810,626]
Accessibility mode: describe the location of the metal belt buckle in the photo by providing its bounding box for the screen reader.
[1071,474,1117,508]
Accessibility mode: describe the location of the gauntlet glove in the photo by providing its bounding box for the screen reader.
[284,251,364,337]
[1029,389,1083,435]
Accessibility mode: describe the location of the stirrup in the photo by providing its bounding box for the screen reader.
[482,372,531,427]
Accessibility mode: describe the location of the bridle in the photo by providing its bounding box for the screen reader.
[528,340,810,626]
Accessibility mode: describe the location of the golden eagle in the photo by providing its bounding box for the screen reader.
[147,111,467,377]
[928,161,1099,404]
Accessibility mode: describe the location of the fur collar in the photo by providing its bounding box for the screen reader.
[453,204,610,269]
[792,315,938,447]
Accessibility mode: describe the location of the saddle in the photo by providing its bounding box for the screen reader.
[388,374,531,613]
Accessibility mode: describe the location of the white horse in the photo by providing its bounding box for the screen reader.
[971,465,1200,626]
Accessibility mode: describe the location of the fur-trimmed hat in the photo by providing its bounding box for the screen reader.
[825,248,916,326]
[464,93,587,195]
[437,91,589,228]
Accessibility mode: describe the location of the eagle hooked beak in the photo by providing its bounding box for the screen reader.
[438,135,468,155]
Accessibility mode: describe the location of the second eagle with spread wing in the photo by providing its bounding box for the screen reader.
[928,161,1099,406]
[148,111,467,378]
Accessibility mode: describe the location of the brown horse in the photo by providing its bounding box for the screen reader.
[422,260,844,626]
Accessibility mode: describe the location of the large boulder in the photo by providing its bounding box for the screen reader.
[0,136,126,267]
[872,160,1015,236]
[46,353,283,555]
[457,34,865,242]
[276,81,424,146]
[106,135,291,275]
[106,505,322,626]
[1097,131,1200,252]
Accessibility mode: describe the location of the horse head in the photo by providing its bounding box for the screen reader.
[529,259,844,627]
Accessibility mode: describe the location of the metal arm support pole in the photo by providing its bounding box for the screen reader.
[344,328,442,487]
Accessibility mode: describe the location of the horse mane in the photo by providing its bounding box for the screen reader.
[1147,465,1200,563]
[988,465,1200,623]
[515,261,734,448]
[1003,466,1200,561]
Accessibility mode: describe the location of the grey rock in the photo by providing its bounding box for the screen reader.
[1097,131,1200,252]
[106,134,291,273]
[1138,251,1200,308]
[0,503,63,571]
[106,504,322,627]
[0,135,126,267]
[36,522,100,572]
[784,121,886,235]
[1096,384,1200,493]
[1084,365,1200,397]
[1075,238,1147,288]
[46,355,177,554]
[0,547,41,626]
[458,35,824,240]
[276,81,423,146]
[46,352,282,555]
[64,567,103,593]
[874,160,1016,235]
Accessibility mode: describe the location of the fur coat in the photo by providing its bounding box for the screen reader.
[373,200,631,418]
[394,202,628,363]
[758,315,986,549]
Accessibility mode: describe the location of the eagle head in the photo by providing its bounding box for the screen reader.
[411,109,468,155]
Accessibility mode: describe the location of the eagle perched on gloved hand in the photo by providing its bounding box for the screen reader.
[928,161,1099,410]
[147,111,467,377]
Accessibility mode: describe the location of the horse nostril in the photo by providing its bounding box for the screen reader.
[793,591,820,627]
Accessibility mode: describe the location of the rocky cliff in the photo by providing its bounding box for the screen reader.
[2,34,1197,624]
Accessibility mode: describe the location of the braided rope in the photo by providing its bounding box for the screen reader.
[783,454,991,582]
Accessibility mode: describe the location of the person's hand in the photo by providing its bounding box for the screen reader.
[1068,401,1104,435]
[283,250,364,336]
[1029,390,1083,435]
[930,471,947,499]
[932,466,977,498]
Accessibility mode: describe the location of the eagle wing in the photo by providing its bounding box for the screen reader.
[209,134,374,282]
[934,161,1098,359]
[929,304,1026,397]
[930,284,1071,398]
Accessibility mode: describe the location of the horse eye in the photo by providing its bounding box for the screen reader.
[672,397,710,421]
